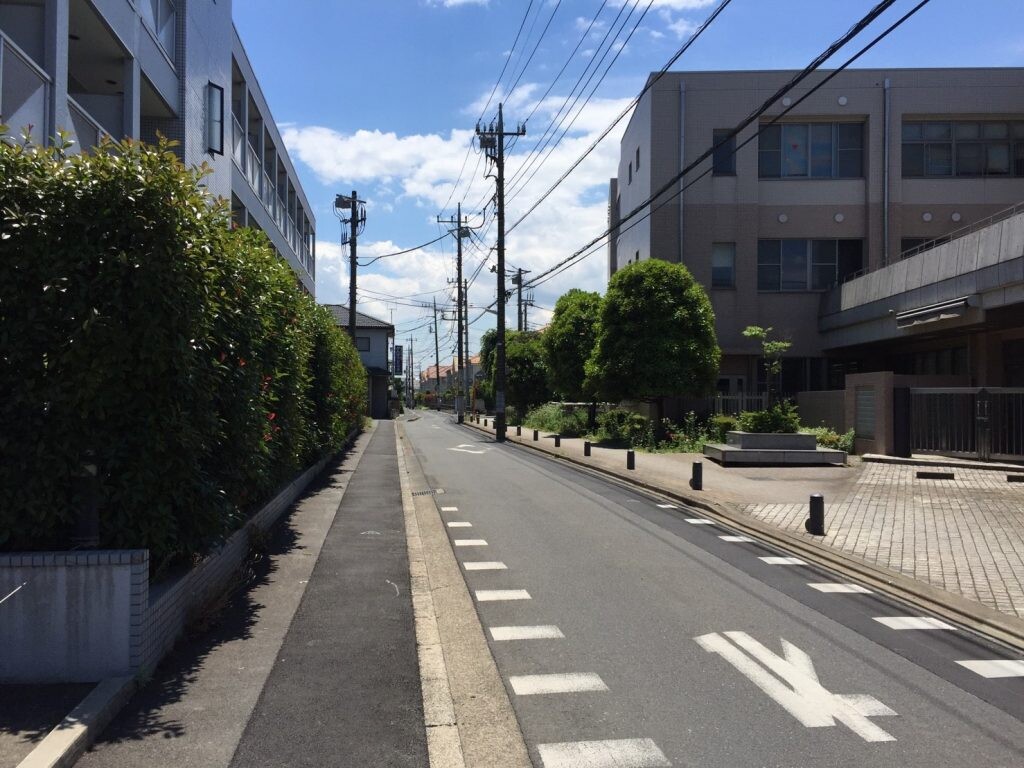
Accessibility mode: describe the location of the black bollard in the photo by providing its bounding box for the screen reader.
[690,461,703,491]
[584,440,591,457]
[554,435,561,447]
[805,493,825,536]
[516,425,521,437]
[627,450,635,470]
[484,418,488,427]
[533,429,539,441]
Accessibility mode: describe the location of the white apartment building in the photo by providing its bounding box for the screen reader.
[0,0,315,293]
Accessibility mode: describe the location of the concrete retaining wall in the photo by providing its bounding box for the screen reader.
[0,448,338,683]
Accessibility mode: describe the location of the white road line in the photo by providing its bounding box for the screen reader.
[509,673,608,696]
[490,625,564,641]
[447,521,473,528]
[453,539,487,547]
[537,738,671,767]
[462,561,507,571]
[873,616,956,630]
[475,589,531,602]
[955,659,1024,678]
[759,556,806,565]
[656,503,678,509]
[808,583,872,594]
[441,506,459,512]
[684,518,715,525]
[719,535,754,542]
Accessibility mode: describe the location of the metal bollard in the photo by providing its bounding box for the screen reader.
[626,450,635,470]
[689,461,703,491]
[584,440,591,457]
[554,435,561,447]
[805,493,825,536]
[484,418,488,427]
[533,429,539,441]
[516,425,521,437]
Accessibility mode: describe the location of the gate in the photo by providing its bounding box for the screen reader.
[910,388,1024,461]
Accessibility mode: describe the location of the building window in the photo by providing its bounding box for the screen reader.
[628,161,632,184]
[757,239,863,291]
[712,129,735,175]
[902,120,1024,177]
[635,146,640,170]
[711,243,735,288]
[759,122,863,178]
[356,336,370,351]
[207,83,224,155]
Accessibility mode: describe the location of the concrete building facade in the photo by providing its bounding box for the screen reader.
[609,68,1024,394]
[0,0,315,293]
[325,305,396,420]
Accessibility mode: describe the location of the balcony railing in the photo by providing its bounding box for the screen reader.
[139,0,176,64]
[67,97,109,153]
[245,141,260,189]
[0,31,50,143]
[231,115,243,166]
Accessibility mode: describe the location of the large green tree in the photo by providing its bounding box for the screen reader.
[544,289,602,401]
[505,331,552,421]
[586,259,720,430]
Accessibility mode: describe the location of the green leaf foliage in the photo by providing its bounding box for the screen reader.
[502,331,552,421]
[0,135,365,565]
[586,260,720,401]
[737,403,800,433]
[543,288,602,401]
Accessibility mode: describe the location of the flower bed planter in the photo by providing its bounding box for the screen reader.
[704,431,846,466]
[725,431,818,450]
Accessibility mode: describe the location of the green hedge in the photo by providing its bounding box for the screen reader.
[0,135,365,569]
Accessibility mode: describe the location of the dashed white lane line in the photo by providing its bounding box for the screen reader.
[509,673,608,696]
[475,589,531,602]
[808,582,872,594]
[462,561,507,571]
[656,503,678,509]
[759,556,806,565]
[719,535,754,542]
[441,506,459,512]
[955,659,1024,678]
[447,521,473,528]
[873,616,957,630]
[684,518,715,525]
[490,625,565,641]
[454,539,488,547]
[537,738,671,767]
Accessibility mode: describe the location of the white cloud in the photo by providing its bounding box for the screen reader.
[613,0,714,8]
[296,88,636,353]
[426,0,488,7]
[660,9,698,39]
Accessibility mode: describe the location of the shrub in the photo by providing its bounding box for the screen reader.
[658,412,718,452]
[710,414,738,441]
[0,134,364,569]
[802,426,855,454]
[523,403,589,437]
[737,402,800,433]
[596,408,652,447]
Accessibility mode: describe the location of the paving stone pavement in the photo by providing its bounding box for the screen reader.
[740,462,1024,619]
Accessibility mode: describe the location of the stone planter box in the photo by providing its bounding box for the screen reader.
[0,441,348,683]
[725,431,818,450]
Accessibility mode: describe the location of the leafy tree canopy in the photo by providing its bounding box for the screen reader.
[544,288,602,401]
[585,259,720,402]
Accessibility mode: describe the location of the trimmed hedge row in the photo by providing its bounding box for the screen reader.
[0,135,365,570]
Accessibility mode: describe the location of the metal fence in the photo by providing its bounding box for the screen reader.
[910,388,1024,461]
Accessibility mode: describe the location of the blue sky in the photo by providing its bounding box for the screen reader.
[233,0,1024,370]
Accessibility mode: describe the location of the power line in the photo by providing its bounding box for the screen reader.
[504,0,563,105]
[525,0,929,292]
[356,232,450,266]
[506,0,734,233]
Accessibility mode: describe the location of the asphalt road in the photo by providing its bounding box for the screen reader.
[404,410,1024,768]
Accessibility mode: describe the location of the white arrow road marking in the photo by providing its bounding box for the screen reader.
[695,631,897,743]
[449,444,488,454]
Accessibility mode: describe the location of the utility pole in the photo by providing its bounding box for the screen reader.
[511,267,531,332]
[438,202,468,422]
[464,278,471,413]
[432,298,441,410]
[407,337,414,409]
[334,191,365,339]
[476,103,525,442]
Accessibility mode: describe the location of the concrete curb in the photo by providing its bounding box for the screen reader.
[464,420,1024,652]
[16,677,136,768]
[17,428,367,768]
[862,453,1024,472]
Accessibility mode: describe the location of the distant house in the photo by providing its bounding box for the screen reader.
[324,305,395,419]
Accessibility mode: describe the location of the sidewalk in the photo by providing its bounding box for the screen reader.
[467,419,1024,623]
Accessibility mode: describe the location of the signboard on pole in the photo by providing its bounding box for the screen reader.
[393,345,404,375]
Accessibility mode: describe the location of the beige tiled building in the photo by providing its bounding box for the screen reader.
[609,68,1024,395]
